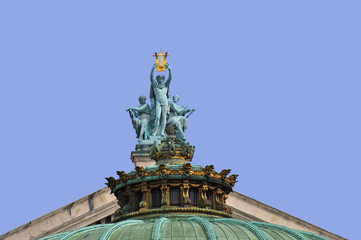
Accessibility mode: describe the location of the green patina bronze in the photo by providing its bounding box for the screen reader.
[99,220,143,240]
[189,217,217,240]
[127,63,195,144]
[150,63,172,138]
[38,217,330,240]
[126,96,151,140]
[167,95,195,140]
[214,218,268,240]
[251,222,310,240]
[151,217,169,240]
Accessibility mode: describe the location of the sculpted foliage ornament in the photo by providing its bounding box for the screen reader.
[204,165,215,177]
[182,163,193,175]
[156,164,171,176]
[117,171,129,182]
[105,177,117,193]
[149,135,195,163]
[227,174,239,186]
[135,166,147,178]
[219,169,231,180]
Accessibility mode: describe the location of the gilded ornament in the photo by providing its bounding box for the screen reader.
[139,186,149,211]
[204,165,215,177]
[219,169,231,180]
[117,171,129,182]
[165,124,175,135]
[226,174,239,186]
[105,177,117,193]
[153,50,169,72]
[149,136,195,163]
[225,206,232,215]
[156,164,171,176]
[135,166,147,178]
[182,163,193,175]
[160,180,169,207]
[181,181,191,206]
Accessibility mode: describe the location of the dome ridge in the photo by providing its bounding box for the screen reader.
[151,217,169,240]
[298,230,331,240]
[188,217,217,240]
[99,220,143,240]
[213,218,268,240]
[60,224,108,240]
[251,221,310,240]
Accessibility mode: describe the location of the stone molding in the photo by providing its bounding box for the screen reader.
[226,191,346,240]
[0,188,116,240]
[131,150,156,167]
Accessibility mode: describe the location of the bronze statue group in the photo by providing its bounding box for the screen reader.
[126,64,195,142]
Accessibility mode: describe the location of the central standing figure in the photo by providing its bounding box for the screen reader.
[150,63,172,137]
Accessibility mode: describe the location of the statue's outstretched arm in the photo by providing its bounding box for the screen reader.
[180,108,191,116]
[130,104,148,112]
[165,64,172,87]
[150,64,157,86]
[126,108,140,118]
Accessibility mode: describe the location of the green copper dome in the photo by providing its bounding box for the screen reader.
[38,217,329,240]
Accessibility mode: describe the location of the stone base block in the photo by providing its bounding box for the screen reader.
[131,150,156,167]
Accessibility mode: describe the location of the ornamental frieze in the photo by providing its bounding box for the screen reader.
[106,163,238,193]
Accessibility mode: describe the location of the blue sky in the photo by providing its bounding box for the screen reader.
[0,1,360,239]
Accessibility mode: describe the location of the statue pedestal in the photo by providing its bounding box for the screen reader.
[131,136,162,167]
[131,149,155,167]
